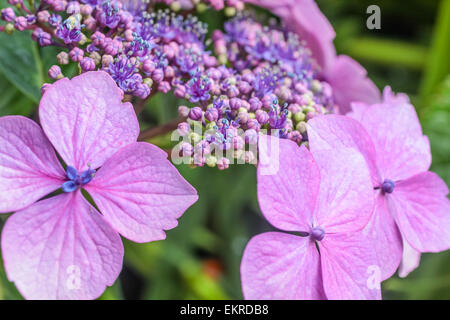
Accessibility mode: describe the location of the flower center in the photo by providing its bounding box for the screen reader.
[62,166,96,193]
[310,226,325,241]
[381,179,395,194]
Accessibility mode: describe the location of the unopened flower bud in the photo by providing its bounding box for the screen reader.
[48,65,63,79]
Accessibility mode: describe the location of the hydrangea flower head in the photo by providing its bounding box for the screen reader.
[307,87,450,279]
[0,71,198,299]
[240,135,380,300]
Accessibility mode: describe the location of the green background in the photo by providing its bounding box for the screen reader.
[0,0,449,299]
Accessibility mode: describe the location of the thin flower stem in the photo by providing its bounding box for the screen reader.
[138,117,186,141]
[134,90,156,115]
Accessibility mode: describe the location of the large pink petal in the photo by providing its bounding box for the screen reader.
[39,71,139,171]
[0,116,65,213]
[307,114,381,185]
[1,192,123,300]
[257,135,320,231]
[398,239,421,278]
[325,55,381,114]
[357,100,431,181]
[241,232,325,300]
[320,233,382,300]
[347,102,370,122]
[362,193,403,280]
[312,148,374,233]
[390,171,450,252]
[85,142,198,243]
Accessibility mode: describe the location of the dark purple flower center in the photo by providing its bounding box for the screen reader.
[381,179,395,194]
[311,226,325,241]
[62,166,96,193]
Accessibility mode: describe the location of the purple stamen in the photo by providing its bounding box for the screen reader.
[381,179,395,194]
[62,166,96,193]
[311,226,325,241]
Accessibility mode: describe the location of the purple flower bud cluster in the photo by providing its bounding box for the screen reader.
[171,15,337,168]
[1,0,336,169]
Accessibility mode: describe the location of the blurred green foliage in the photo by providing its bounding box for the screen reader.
[0,0,449,300]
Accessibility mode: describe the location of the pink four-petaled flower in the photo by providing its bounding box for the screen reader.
[0,71,198,299]
[240,135,381,300]
[307,87,450,280]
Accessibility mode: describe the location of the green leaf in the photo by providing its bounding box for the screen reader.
[0,31,44,102]
[419,0,450,106]
[0,76,35,116]
[422,76,450,183]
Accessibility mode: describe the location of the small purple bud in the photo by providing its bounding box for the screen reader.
[194,140,211,156]
[52,0,68,12]
[1,8,16,22]
[142,59,156,73]
[84,16,96,31]
[41,83,52,95]
[25,15,35,24]
[66,1,80,14]
[178,105,190,118]
[177,122,190,136]
[189,107,203,121]
[103,38,121,56]
[247,119,261,131]
[174,85,187,99]
[311,226,325,241]
[163,44,175,59]
[205,108,219,122]
[134,83,151,99]
[295,82,307,94]
[69,47,84,62]
[238,112,249,124]
[14,16,28,31]
[164,66,175,79]
[306,111,315,121]
[288,130,303,143]
[227,85,239,98]
[91,31,105,46]
[217,157,230,170]
[204,54,217,68]
[238,81,252,94]
[180,142,194,157]
[158,81,171,93]
[80,57,96,71]
[31,28,52,46]
[262,94,276,108]
[57,51,69,65]
[241,100,250,111]
[80,4,93,16]
[37,10,50,23]
[152,68,164,82]
[255,110,269,125]
[249,97,262,111]
[381,179,395,194]
[193,154,206,167]
[207,68,221,80]
[101,54,114,67]
[288,103,301,114]
[229,98,242,110]
[210,83,221,95]
[245,129,258,145]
